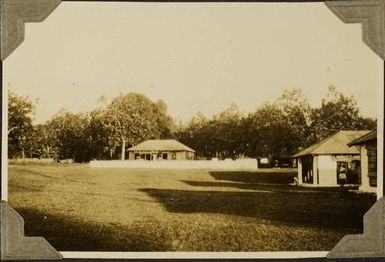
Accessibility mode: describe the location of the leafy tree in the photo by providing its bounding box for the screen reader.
[177,105,244,159]
[176,112,212,158]
[27,124,59,159]
[8,90,36,158]
[309,86,376,143]
[277,88,312,149]
[104,93,174,160]
[152,99,176,139]
[82,95,118,160]
[246,103,288,158]
[211,104,243,158]
[46,109,90,162]
[87,108,112,159]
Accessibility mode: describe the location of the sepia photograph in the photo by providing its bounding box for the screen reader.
[2,1,383,255]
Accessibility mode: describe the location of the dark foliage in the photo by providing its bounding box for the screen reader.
[8,86,376,162]
[176,87,376,159]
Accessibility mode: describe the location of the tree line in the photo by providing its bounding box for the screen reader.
[8,92,174,162]
[177,87,376,160]
[8,86,376,162]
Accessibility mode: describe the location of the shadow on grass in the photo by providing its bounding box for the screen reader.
[210,170,297,184]
[141,188,375,231]
[15,207,172,251]
[181,180,262,191]
[208,171,359,192]
[181,179,359,193]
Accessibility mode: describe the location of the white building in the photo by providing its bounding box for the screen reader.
[293,130,370,187]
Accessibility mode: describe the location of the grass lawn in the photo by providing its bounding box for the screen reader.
[8,164,376,251]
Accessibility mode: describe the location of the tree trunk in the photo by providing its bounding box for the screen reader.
[121,139,126,160]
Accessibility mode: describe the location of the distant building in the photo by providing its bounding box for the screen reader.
[348,130,377,193]
[128,139,195,161]
[292,130,370,187]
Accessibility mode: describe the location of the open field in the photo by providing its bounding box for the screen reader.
[8,164,376,251]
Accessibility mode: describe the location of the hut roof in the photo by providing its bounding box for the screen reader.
[293,130,371,157]
[128,139,195,152]
[348,130,377,146]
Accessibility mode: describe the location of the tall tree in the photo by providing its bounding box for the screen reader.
[8,90,36,158]
[46,109,90,162]
[87,108,111,159]
[104,93,174,160]
[309,86,376,143]
[27,124,59,159]
[277,88,312,149]
[211,103,243,159]
[176,112,211,158]
[246,103,288,158]
[152,99,176,139]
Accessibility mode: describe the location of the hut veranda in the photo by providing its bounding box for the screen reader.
[348,130,377,193]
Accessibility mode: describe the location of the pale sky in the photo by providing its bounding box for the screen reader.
[3,2,381,124]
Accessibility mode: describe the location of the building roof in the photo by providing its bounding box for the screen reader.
[293,130,371,157]
[128,139,195,152]
[348,130,377,146]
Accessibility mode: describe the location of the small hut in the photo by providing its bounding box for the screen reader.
[128,139,195,161]
[293,130,370,186]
